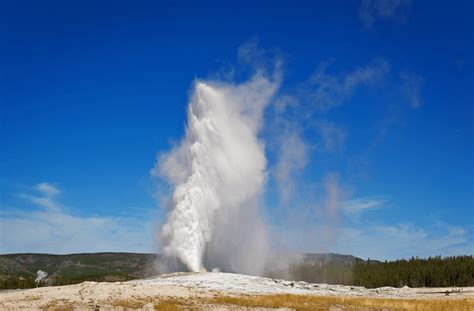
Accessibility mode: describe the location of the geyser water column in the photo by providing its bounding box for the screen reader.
[157,75,277,272]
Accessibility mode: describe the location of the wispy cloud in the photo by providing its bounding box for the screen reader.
[20,194,60,211]
[274,128,308,204]
[359,0,412,29]
[308,59,390,111]
[270,58,389,206]
[237,37,283,82]
[334,222,472,260]
[0,183,154,254]
[317,173,353,249]
[269,186,472,260]
[17,182,62,211]
[271,216,472,260]
[35,182,60,197]
[342,196,388,214]
[373,70,424,143]
[400,71,424,109]
[315,120,347,152]
[229,43,439,262]
[322,173,345,217]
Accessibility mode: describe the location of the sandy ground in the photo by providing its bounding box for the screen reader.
[0,272,472,310]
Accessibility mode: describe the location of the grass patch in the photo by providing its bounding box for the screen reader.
[41,299,74,311]
[207,294,474,311]
[111,299,148,309]
[107,294,474,310]
[26,295,41,301]
[154,300,183,310]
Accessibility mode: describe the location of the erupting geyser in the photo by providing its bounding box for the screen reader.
[155,74,278,273]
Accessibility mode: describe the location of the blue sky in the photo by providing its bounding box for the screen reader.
[1,0,472,259]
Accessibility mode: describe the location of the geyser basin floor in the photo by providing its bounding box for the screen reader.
[1,272,472,310]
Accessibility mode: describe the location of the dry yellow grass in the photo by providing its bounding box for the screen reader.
[111,299,148,309]
[26,295,41,301]
[207,294,474,311]
[111,297,190,310]
[154,297,196,310]
[41,299,74,311]
[105,294,474,310]
[153,300,183,311]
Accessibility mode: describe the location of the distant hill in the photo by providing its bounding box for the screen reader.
[0,252,358,289]
[302,253,363,265]
[0,252,159,289]
[2,253,471,289]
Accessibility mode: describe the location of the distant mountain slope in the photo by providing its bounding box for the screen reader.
[2,253,471,289]
[302,253,363,264]
[0,252,360,289]
[0,253,159,288]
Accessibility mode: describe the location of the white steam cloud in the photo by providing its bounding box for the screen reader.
[154,73,278,273]
[35,270,48,283]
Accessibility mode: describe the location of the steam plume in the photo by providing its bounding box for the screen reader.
[155,73,278,273]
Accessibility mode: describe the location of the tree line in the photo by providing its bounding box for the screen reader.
[0,277,45,289]
[1,255,472,289]
[353,255,474,288]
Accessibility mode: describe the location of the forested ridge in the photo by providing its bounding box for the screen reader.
[353,255,474,288]
[0,253,157,289]
[1,253,472,289]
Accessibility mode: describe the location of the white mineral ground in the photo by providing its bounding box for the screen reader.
[0,272,472,309]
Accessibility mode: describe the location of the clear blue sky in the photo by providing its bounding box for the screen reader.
[1,1,472,259]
